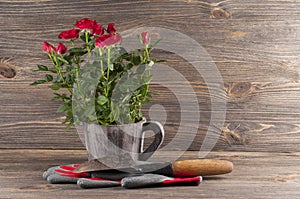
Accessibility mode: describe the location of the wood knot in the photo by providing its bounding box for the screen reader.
[211,8,230,19]
[222,124,245,145]
[0,58,17,78]
[227,82,252,98]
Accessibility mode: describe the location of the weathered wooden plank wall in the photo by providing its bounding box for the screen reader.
[0,0,299,152]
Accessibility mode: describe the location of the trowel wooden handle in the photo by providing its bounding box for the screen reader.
[172,159,233,177]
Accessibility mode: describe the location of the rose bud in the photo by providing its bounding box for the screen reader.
[56,43,67,54]
[141,32,149,45]
[107,23,117,34]
[42,42,56,54]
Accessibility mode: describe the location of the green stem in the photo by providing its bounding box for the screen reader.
[144,44,150,63]
[71,40,75,48]
[85,31,91,61]
[98,48,105,80]
[52,54,72,94]
[105,47,111,97]
[107,47,111,72]
[74,54,81,94]
[75,66,79,90]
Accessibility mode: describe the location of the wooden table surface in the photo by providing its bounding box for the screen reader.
[1,150,299,199]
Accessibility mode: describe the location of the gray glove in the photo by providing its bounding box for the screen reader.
[43,164,202,189]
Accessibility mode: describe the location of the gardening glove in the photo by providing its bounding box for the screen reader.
[43,164,202,189]
[43,164,121,187]
[43,164,85,183]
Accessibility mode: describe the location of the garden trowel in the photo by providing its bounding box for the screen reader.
[73,154,233,181]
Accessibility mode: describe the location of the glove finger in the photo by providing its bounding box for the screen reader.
[121,174,172,188]
[77,178,121,189]
[122,174,202,189]
[43,164,80,180]
[47,174,79,184]
[55,170,90,178]
[43,166,61,180]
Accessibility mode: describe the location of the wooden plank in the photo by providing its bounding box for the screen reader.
[0,0,300,151]
[1,81,300,152]
[0,149,300,199]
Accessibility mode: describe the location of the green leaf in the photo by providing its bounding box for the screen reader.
[84,106,95,117]
[65,122,73,131]
[52,93,69,101]
[45,74,53,82]
[97,95,108,105]
[80,34,86,42]
[30,80,47,85]
[57,56,69,64]
[149,38,161,52]
[49,83,61,90]
[117,47,127,55]
[48,67,58,73]
[87,40,94,46]
[111,101,120,122]
[68,48,87,56]
[132,56,141,65]
[136,64,146,74]
[126,63,133,70]
[57,103,70,113]
[88,115,97,123]
[37,65,48,71]
[52,95,60,101]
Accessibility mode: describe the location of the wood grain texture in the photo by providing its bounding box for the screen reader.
[0,0,300,152]
[0,150,300,199]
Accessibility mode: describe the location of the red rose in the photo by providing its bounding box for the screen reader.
[111,34,122,45]
[107,23,117,33]
[95,34,121,48]
[42,42,56,54]
[95,34,111,48]
[141,32,149,45]
[92,23,104,35]
[56,43,67,54]
[58,29,80,40]
[75,18,97,30]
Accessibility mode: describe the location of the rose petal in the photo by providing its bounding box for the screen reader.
[42,42,56,54]
[58,29,80,40]
[95,34,121,48]
[141,32,149,45]
[56,43,67,54]
[75,18,97,30]
[107,23,117,33]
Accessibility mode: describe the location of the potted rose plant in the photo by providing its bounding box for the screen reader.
[32,18,164,161]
